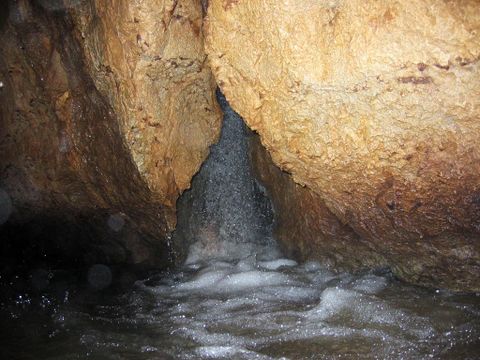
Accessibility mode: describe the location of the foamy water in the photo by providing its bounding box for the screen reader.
[1,248,479,359]
[129,254,479,359]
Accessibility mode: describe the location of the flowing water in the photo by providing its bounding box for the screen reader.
[1,256,479,359]
[1,95,479,359]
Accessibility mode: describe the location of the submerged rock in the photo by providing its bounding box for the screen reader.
[0,0,220,267]
[207,0,480,291]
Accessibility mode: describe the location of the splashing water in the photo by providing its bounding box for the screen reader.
[173,91,278,265]
[133,258,480,359]
[0,95,479,359]
[1,257,478,359]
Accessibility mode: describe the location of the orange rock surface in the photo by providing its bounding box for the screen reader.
[0,0,221,265]
[207,0,480,290]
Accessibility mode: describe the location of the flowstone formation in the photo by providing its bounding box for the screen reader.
[206,0,480,291]
[0,0,220,267]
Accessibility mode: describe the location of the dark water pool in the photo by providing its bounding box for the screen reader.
[1,255,479,360]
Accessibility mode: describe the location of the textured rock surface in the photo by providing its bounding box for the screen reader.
[0,0,220,268]
[207,0,480,290]
[70,0,221,218]
[250,136,386,273]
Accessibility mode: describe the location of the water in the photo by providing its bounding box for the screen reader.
[1,95,479,359]
[1,259,479,359]
[172,91,276,264]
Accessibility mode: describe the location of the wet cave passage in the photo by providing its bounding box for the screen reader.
[0,93,479,360]
[1,1,480,359]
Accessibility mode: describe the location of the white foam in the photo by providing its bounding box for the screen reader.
[195,346,244,357]
[137,248,463,359]
[198,261,233,272]
[216,270,289,292]
[351,274,387,294]
[195,346,273,359]
[258,258,298,270]
[185,240,264,265]
[235,257,256,271]
[303,260,322,272]
[261,285,319,302]
[308,287,357,320]
[177,269,229,291]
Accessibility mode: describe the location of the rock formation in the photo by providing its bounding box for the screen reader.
[70,0,221,217]
[250,136,387,273]
[207,0,480,291]
[0,0,221,267]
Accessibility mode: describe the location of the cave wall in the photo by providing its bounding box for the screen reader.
[0,0,221,268]
[207,0,480,291]
[69,0,221,218]
[2,0,479,291]
[250,136,387,273]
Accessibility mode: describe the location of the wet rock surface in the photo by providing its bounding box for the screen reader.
[250,136,388,273]
[0,0,220,269]
[206,0,480,291]
[70,0,222,216]
[173,92,275,264]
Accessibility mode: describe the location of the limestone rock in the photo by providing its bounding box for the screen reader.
[70,0,222,217]
[207,0,480,291]
[250,136,387,273]
[0,0,220,267]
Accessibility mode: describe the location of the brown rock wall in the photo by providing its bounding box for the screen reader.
[250,136,387,272]
[0,0,221,267]
[207,0,480,290]
[70,0,222,219]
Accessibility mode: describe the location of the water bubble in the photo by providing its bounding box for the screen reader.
[87,264,112,290]
[0,188,13,225]
[141,346,158,353]
[62,290,70,303]
[107,213,125,232]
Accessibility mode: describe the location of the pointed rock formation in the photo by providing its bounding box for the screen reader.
[207,0,480,291]
[0,0,221,267]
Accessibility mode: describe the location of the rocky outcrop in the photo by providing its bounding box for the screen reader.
[250,136,387,273]
[70,0,221,219]
[0,0,221,267]
[207,0,480,291]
